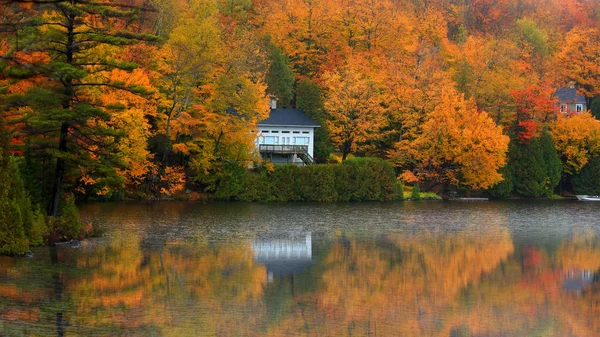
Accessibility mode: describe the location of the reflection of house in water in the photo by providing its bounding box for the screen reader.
[252,232,312,282]
[563,269,594,295]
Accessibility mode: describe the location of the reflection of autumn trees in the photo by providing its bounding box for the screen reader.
[5,227,600,336]
[266,229,514,336]
[556,232,600,272]
[0,236,266,336]
[69,237,267,336]
[454,233,600,337]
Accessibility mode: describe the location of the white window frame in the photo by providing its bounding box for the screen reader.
[560,104,568,113]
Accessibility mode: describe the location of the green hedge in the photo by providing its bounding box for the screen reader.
[216,158,403,202]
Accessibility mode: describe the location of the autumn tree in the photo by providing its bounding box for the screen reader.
[550,113,600,175]
[0,1,157,215]
[323,59,385,160]
[153,0,219,168]
[512,84,557,142]
[255,0,342,78]
[172,10,269,188]
[390,88,509,190]
[557,27,600,100]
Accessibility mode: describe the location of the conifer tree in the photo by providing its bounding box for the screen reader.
[265,46,295,108]
[296,79,332,162]
[572,157,600,195]
[0,0,157,215]
[511,131,561,198]
[0,119,29,255]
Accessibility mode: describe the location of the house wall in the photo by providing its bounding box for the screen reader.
[559,102,587,114]
[256,125,316,157]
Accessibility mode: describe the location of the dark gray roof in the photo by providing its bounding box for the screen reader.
[555,87,586,104]
[258,108,320,127]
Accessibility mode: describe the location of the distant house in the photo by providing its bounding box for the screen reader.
[556,82,587,114]
[256,98,319,165]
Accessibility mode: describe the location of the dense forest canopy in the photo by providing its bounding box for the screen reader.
[2,0,600,210]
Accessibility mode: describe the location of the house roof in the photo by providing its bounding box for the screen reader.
[555,87,586,104]
[258,108,320,127]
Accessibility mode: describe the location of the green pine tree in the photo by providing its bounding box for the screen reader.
[265,47,295,107]
[539,130,562,195]
[296,80,333,162]
[591,96,600,120]
[1,1,157,216]
[511,131,561,198]
[0,117,34,254]
[572,156,600,195]
[487,163,514,199]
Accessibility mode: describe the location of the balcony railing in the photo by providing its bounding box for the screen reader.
[258,144,314,165]
[259,144,309,154]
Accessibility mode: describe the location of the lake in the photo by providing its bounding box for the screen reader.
[1,200,600,336]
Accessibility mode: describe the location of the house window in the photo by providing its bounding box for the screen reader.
[576,104,583,112]
[262,130,269,133]
[560,104,568,113]
[295,137,309,145]
[271,130,279,133]
[302,131,309,134]
[282,131,290,134]
[265,136,278,145]
[292,131,300,134]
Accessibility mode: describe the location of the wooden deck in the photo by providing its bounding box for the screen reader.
[259,144,314,165]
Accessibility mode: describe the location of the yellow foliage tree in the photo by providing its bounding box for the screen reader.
[323,58,386,160]
[550,112,600,174]
[390,88,509,189]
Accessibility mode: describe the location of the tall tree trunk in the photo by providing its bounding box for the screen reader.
[48,8,74,216]
[342,140,352,161]
[49,122,68,216]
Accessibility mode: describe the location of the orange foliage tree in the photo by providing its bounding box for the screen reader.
[322,58,386,160]
[557,27,600,99]
[390,88,509,189]
[550,112,600,174]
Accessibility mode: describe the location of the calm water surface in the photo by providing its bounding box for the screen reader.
[2,201,600,336]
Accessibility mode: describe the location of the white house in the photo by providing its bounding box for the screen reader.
[256,99,320,165]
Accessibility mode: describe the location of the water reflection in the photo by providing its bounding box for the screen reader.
[252,232,313,282]
[1,201,600,336]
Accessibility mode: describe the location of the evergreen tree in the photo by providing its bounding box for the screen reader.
[512,141,546,197]
[487,163,514,199]
[296,79,333,162]
[572,156,600,195]
[0,124,29,255]
[1,1,156,215]
[511,131,561,198]
[591,96,600,120]
[539,130,562,193]
[265,47,295,107]
[411,184,421,200]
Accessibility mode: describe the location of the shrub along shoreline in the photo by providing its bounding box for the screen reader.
[215,157,403,202]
